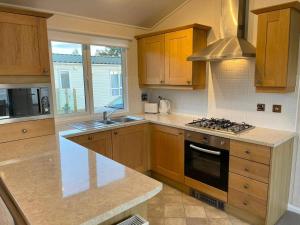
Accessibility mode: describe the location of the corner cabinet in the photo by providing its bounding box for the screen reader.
[252,2,300,93]
[0,6,52,83]
[136,24,211,89]
[150,124,184,183]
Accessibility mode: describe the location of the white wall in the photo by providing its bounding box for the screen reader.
[146,0,300,209]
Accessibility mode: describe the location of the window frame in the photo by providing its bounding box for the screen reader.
[49,40,128,120]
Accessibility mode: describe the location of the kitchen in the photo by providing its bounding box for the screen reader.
[0,0,300,225]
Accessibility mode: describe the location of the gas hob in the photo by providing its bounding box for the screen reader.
[186,118,254,134]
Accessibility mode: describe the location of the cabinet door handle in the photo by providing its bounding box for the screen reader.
[243,184,249,189]
[43,69,49,74]
[88,136,93,141]
[160,80,165,84]
[22,129,28,134]
[243,201,248,206]
[245,149,250,154]
[114,131,118,135]
[186,80,191,85]
[244,168,249,172]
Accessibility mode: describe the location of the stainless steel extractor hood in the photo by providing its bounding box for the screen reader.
[188,0,255,61]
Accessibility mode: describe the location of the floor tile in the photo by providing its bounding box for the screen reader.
[148,204,164,218]
[148,218,165,225]
[162,184,182,195]
[204,205,228,218]
[163,194,182,204]
[182,193,204,206]
[184,205,206,218]
[164,203,185,218]
[228,215,250,225]
[208,218,233,225]
[186,218,209,225]
[165,218,186,225]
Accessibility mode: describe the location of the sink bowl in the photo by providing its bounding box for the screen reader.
[111,116,143,123]
[97,120,116,125]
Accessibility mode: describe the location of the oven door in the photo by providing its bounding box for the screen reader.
[184,140,229,192]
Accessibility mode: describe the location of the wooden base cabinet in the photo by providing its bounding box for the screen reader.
[112,124,149,172]
[227,139,294,225]
[68,131,113,158]
[150,124,184,183]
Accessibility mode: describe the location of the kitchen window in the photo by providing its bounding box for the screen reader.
[50,41,127,116]
[110,72,123,97]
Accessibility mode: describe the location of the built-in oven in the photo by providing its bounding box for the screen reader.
[0,84,52,123]
[185,131,229,192]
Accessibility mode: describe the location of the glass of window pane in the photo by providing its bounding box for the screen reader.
[51,41,87,114]
[90,45,124,113]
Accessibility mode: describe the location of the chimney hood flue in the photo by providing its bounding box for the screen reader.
[188,0,256,61]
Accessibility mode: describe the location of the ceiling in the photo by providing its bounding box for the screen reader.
[0,0,187,28]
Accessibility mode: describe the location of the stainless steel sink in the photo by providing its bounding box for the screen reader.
[71,116,143,131]
[111,116,143,123]
[97,120,116,125]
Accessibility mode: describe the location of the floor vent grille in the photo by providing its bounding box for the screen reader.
[192,189,224,210]
[117,215,149,225]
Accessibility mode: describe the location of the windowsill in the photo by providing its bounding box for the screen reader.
[54,109,129,125]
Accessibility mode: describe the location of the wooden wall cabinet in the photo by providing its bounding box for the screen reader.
[112,124,149,172]
[150,124,184,183]
[0,6,52,83]
[252,2,300,93]
[136,24,210,89]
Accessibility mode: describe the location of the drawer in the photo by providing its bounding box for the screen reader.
[0,119,55,143]
[230,140,271,165]
[230,156,270,183]
[229,172,268,201]
[228,188,267,219]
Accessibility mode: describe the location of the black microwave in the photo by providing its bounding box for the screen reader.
[0,86,51,121]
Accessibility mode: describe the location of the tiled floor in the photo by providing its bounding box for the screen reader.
[147,184,250,225]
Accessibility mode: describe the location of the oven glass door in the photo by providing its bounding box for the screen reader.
[185,140,229,191]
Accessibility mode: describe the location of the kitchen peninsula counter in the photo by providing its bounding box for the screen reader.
[0,134,162,225]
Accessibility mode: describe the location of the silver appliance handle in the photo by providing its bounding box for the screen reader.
[189,144,221,156]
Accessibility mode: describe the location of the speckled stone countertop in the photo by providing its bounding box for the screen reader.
[59,114,296,148]
[0,135,162,225]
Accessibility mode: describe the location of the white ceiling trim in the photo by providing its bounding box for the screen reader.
[48,29,131,46]
[0,3,150,31]
[151,0,192,30]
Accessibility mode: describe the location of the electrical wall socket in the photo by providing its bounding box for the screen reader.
[257,104,265,111]
[273,105,282,113]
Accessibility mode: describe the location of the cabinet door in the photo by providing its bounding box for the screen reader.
[151,125,184,183]
[0,12,50,76]
[69,131,113,158]
[138,35,165,85]
[165,29,193,85]
[112,124,148,172]
[256,9,290,87]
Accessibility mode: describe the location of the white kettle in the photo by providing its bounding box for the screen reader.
[159,97,171,114]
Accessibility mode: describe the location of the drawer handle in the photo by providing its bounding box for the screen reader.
[88,136,93,141]
[244,168,249,172]
[22,129,28,134]
[114,131,118,135]
[243,201,248,206]
[245,150,250,154]
[243,184,249,189]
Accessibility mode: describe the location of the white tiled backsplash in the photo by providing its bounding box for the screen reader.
[147,59,299,131]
